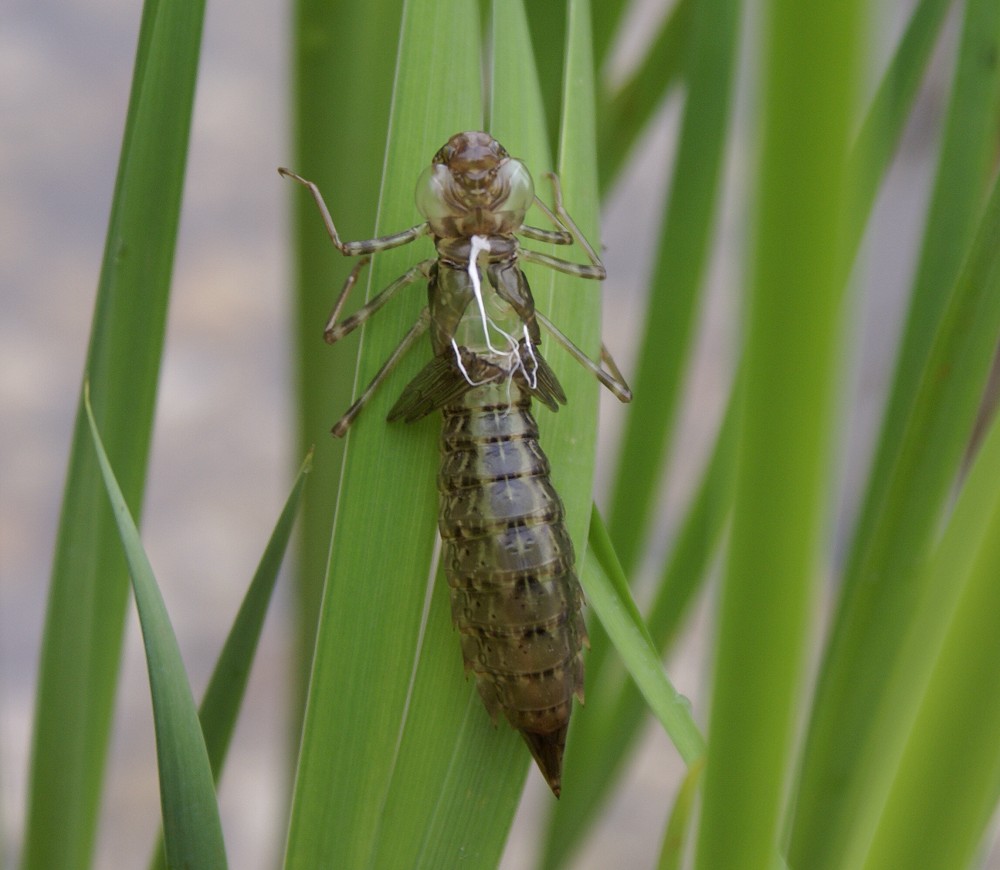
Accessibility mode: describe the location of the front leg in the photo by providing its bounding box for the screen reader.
[278,167,430,255]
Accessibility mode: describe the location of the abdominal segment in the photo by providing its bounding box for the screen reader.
[437,388,586,796]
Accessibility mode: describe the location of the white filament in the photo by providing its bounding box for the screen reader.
[467,235,515,357]
[521,324,539,389]
[451,338,489,387]
[450,235,541,392]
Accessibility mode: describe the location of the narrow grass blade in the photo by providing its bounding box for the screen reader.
[605,0,739,578]
[658,757,705,870]
[597,0,693,193]
[549,510,707,868]
[861,410,1000,869]
[791,3,1000,858]
[640,388,736,663]
[581,510,705,765]
[522,3,566,157]
[539,0,626,813]
[505,0,624,805]
[544,387,737,867]
[791,165,1000,869]
[200,451,310,777]
[590,0,627,71]
[283,1,484,865]
[545,4,735,867]
[568,0,740,834]
[499,0,614,806]
[844,0,952,257]
[148,452,311,870]
[548,0,607,570]
[287,0,404,724]
[84,387,227,870]
[695,0,861,865]
[827,365,1000,866]
[23,0,206,865]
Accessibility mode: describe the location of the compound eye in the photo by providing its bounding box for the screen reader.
[498,159,534,218]
[415,163,457,219]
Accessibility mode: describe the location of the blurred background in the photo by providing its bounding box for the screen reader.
[2,0,968,866]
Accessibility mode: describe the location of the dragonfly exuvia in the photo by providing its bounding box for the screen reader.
[281,131,631,796]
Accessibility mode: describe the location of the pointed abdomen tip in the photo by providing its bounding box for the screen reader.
[520,727,568,797]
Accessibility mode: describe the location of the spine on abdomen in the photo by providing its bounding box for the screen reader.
[437,385,586,796]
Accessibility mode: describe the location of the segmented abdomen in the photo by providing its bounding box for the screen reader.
[437,383,586,795]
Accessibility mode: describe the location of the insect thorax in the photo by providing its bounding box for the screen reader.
[429,234,538,378]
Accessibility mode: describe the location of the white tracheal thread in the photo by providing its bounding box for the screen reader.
[450,235,538,394]
[520,324,539,389]
[451,339,484,386]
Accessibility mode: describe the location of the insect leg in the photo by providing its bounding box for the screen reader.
[544,172,605,266]
[324,259,435,345]
[519,173,606,279]
[331,308,431,437]
[535,310,632,403]
[518,224,573,246]
[322,256,369,340]
[520,248,606,280]
[278,168,430,255]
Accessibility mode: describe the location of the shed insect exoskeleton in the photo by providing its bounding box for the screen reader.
[280,131,631,796]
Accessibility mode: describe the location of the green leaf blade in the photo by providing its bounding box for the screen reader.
[24,0,206,865]
[862,412,1000,869]
[793,158,1000,870]
[597,0,693,192]
[605,0,739,580]
[583,510,705,765]
[84,389,227,870]
[288,0,405,738]
[283,2,485,866]
[148,453,310,870]
[791,0,1000,849]
[695,0,863,866]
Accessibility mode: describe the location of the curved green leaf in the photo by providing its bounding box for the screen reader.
[85,386,227,870]
[582,509,704,764]
[149,452,310,870]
